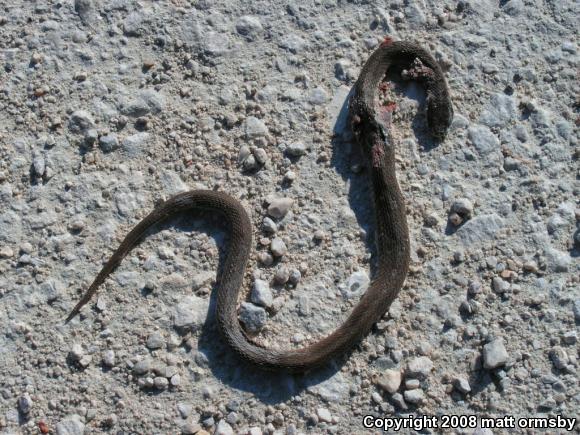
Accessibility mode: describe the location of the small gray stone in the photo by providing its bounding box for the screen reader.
[316,408,332,423]
[403,389,425,404]
[468,125,499,155]
[121,132,151,158]
[285,142,307,157]
[17,394,32,414]
[453,376,471,393]
[574,299,580,322]
[215,420,234,435]
[74,0,95,25]
[377,369,401,394]
[308,87,328,105]
[288,269,301,286]
[40,279,63,303]
[181,421,201,435]
[549,346,569,370]
[262,217,277,234]
[279,34,306,53]
[236,16,263,40]
[154,376,169,390]
[479,93,517,128]
[84,129,98,146]
[457,214,505,245]
[123,12,144,37]
[451,198,474,220]
[543,247,571,272]
[502,0,524,16]
[239,302,267,333]
[492,277,510,294]
[133,358,151,375]
[177,402,193,418]
[32,153,45,177]
[406,356,433,379]
[243,116,268,138]
[238,145,251,164]
[146,332,165,350]
[267,197,293,219]
[99,134,119,152]
[273,266,290,285]
[562,331,577,345]
[173,295,209,331]
[391,392,407,410]
[405,379,420,390]
[251,279,273,308]
[102,350,115,367]
[70,343,84,362]
[69,110,95,132]
[270,238,287,257]
[483,339,508,369]
[253,147,268,165]
[55,415,85,435]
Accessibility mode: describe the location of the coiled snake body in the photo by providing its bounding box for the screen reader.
[66,40,453,372]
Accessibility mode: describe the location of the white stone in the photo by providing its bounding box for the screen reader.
[251,279,273,308]
[483,339,508,369]
[377,369,401,394]
[406,356,433,379]
[267,197,293,219]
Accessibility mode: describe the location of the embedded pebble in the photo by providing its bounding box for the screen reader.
[55,415,85,435]
[403,389,425,404]
[17,394,33,414]
[377,369,401,394]
[69,110,95,132]
[453,377,471,393]
[239,302,267,332]
[133,358,152,375]
[154,376,169,390]
[273,266,290,285]
[285,142,307,157]
[102,350,115,367]
[406,356,433,379]
[468,125,499,155]
[270,238,287,257]
[483,339,509,369]
[262,217,277,234]
[146,332,165,350]
[215,420,234,435]
[99,134,119,152]
[235,16,263,40]
[251,279,273,308]
[173,295,209,331]
[243,116,268,138]
[267,198,293,219]
[316,408,332,423]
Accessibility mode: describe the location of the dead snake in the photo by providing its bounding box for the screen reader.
[66,40,453,372]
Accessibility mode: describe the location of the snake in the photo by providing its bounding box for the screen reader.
[66,40,453,372]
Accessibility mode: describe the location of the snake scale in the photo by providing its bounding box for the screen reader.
[66,40,453,372]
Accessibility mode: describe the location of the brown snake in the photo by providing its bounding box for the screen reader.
[66,40,453,372]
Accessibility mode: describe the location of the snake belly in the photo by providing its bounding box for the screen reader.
[66,40,453,373]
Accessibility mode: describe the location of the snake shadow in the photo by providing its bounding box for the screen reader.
[196,70,442,403]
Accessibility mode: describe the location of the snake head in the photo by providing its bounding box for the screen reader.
[427,94,454,141]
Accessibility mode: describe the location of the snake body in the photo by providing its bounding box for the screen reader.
[66,40,453,372]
